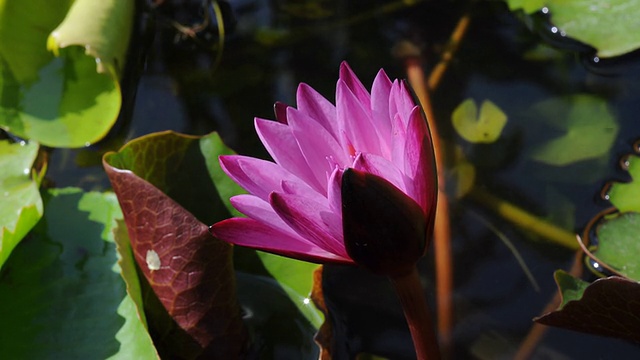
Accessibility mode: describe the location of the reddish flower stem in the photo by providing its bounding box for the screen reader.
[389,267,441,360]
[405,56,454,358]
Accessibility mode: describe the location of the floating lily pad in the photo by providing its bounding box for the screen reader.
[0,140,43,270]
[608,155,640,213]
[0,0,133,148]
[505,0,545,13]
[592,212,640,281]
[452,99,507,144]
[506,0,640,57]
[530,94,618,166]
[0,188,157,359]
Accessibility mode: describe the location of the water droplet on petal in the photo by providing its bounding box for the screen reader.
[541,7,549,14]
[551,26,558,34]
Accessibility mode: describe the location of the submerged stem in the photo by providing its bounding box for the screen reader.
[389,267,441,360]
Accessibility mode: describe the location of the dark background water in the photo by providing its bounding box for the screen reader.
[47,0,640,358]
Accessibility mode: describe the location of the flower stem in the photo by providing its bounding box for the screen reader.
[389,267,441,360]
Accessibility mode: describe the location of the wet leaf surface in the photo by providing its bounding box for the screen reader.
[0,0,132,147]
[0,188,157,359]
[536,270,640,343]
[103,131,247,357]
[591,212,640,281]
[505,0,640,57]
[0,140,43,269]
[608,155,640,213]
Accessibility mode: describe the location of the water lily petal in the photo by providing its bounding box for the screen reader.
[326,167,343,215]
[287,107,350,189]
[390,113,408,168]
[353,153,407,194]
[229,194,298,236]
[211,218,351,264]
[337,79,381,155]
[255,118,323,192]
[403,106,436,213]
[220,155,315,201]
[339,61,371,108]
[270,192,348,258]
[371,69,393,157]
[296,83,339,138]
[389,80,415,127]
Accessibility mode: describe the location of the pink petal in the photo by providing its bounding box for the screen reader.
[296,83,339,139]
[270,192,348,259]
[389,80,415,127]
[390,113,408,168]
[336,79,381,155]
[287,107,350,190]
[229,194,298,236]
[403,106,430,177]
[211,218,351,264]
[352,153,407,194]
[371,69,393,157]
[339,61,371,108]
[219,155,317,201]
[255,118,323,192]
[326,168,343,215]
[403,106,436,213]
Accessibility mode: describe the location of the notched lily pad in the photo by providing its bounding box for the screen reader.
[103,131,247,358]
[0,140,43,270]
[608,155,640,213]
[0,0,133,147]
[536,270,640,343]
[530,94,618,166]
[452,99,507,144]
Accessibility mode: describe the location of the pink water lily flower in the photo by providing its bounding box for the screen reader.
[210,62,437,267]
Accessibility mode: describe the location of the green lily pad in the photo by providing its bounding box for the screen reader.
[505,0,545,13]
[505,0,640,57]
[452,99,507,144]
[0,188,157,359]
[546,0,640,58]
[0,0,133,148]
[530,94,618,166]
[536,270,640,343]
[0,140,43,270]
[608,155,640,212]
[592,212,640,281]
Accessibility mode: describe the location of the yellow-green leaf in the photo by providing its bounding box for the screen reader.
[452,99,508,144]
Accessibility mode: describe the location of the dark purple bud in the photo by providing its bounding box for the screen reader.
[341,168,428,276]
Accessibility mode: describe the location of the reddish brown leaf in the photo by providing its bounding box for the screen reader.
[535,275,640,343]
[103,131,247,358]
